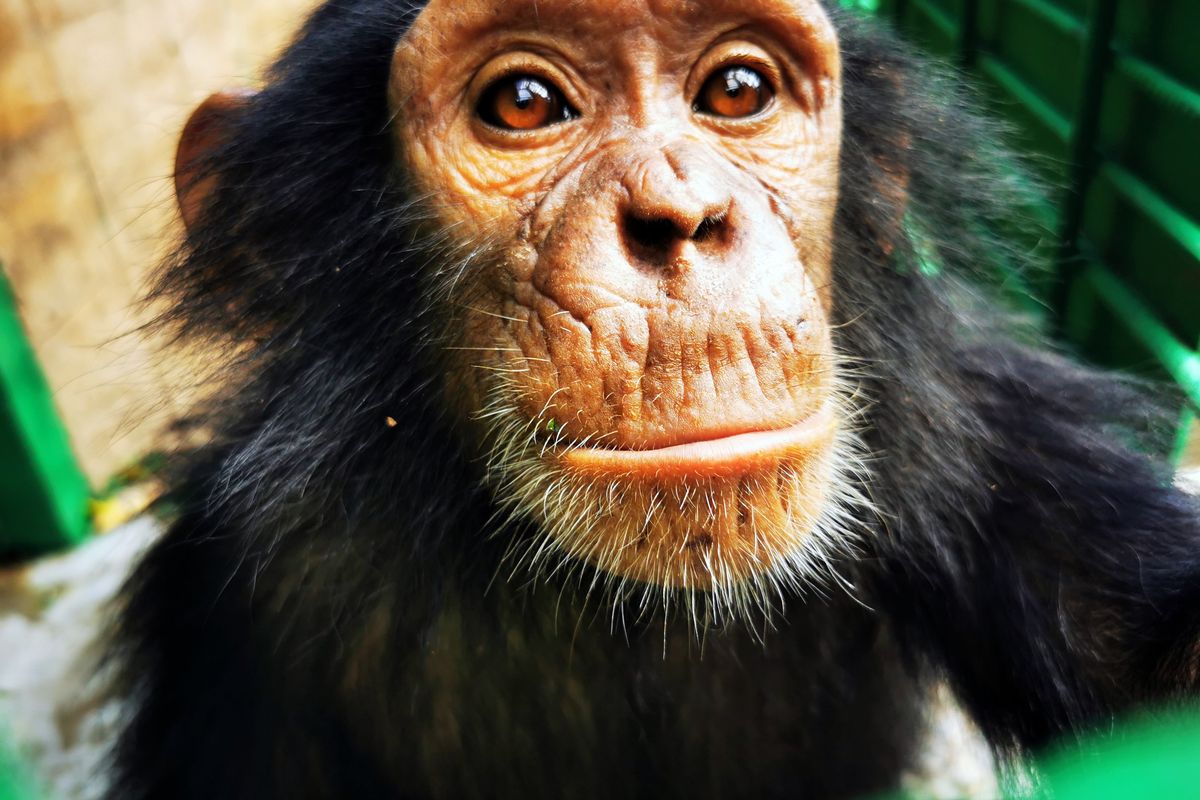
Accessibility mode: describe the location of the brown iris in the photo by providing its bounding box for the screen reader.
[478,75,575,130]
[696,66,774,119]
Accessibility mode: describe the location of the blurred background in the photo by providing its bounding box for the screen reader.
[855,0,1199,471]
[0,1,318,797]
[0,0,1197,798]
[1,0,317,550]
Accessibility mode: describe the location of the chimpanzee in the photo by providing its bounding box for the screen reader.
[108,0,1200,798]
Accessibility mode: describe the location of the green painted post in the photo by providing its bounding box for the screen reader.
[0,728,39,800]
[1085,264,1200,409]
[1034,710,1200,799]
[0,266,90,553]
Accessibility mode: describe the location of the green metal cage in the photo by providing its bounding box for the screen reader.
[842,0,1200,464]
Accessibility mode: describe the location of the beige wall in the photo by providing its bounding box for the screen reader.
[1186,423,1199,469]
[0,0,318,485]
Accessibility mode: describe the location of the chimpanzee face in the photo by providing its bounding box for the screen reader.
[387,0,853,599]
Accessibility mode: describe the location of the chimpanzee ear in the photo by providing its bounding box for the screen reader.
[175,90,256,233]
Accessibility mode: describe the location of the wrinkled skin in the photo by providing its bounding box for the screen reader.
[389,0,848,588]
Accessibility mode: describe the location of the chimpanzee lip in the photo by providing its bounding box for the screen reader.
[556,402,836,479]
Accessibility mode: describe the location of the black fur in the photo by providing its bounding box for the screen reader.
[108,3,1200,798]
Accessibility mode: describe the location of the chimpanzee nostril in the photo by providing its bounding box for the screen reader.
[691,213,726,243]
[624,215,684,254]
[623,212,728,259]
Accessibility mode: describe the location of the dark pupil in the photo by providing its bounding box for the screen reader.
[723,67,762,97]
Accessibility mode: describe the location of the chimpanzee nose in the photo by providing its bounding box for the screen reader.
[619,148,733,264]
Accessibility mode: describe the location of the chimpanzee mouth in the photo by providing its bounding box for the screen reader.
[478,377,860,598]
[554,401,837,480]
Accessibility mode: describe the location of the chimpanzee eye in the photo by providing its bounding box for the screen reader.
[695,65,774,119]
[477,74,576,131]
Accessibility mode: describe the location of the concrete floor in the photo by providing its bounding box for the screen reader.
[0,518,159,800]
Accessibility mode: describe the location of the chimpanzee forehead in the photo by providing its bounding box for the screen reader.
[402,0,836,58]
[406,0,827,25]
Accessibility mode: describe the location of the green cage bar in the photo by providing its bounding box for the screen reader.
[1009,0,1084,37]
[0,267,90,552]
[1083,261,1200,410]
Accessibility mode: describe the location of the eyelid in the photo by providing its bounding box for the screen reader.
[467,52,587,120]
[477,74,576,131]
[709,54,781,88]
[687,37,796,115]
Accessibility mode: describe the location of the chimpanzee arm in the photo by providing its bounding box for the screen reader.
[875,344,1200,753]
